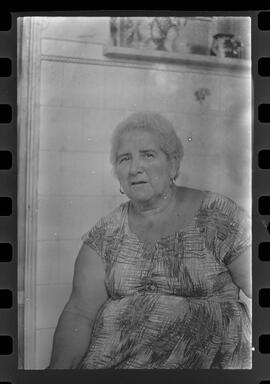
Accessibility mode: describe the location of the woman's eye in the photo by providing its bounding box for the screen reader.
[145,153,154,159]
[119,157,129,163]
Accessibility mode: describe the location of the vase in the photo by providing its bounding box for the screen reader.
[210,33,243,58]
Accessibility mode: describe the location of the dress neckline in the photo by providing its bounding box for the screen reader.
[122,190,210,247]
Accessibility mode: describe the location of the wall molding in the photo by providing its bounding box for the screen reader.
[41,52,250,79]
[41,54,108,66]
[103,45,251,75]
[18,17,42,369]
[42,36,105,46]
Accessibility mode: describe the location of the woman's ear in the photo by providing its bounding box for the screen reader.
[169,155,179,180]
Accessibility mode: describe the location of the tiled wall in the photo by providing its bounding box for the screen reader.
[35,17,251,368]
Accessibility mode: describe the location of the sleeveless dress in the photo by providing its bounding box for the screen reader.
[79,192,251,369]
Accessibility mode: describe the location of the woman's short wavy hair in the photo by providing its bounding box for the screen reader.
[110,111,184,179]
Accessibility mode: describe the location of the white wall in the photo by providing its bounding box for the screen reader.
[35,17,251,368]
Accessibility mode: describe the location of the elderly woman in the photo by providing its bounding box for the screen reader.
[48,111,251,369]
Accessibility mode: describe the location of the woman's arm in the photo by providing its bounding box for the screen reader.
[47,243,108,369]
[227,247,252,298]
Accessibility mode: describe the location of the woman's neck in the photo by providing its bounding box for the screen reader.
[130,185,177,217]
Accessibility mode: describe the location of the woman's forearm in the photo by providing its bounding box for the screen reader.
[47,309,94,369]
[47,244,108,369]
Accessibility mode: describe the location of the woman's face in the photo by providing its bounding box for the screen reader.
[115,129,177,206]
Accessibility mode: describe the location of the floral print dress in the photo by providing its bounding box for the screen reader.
[79,192,251,369]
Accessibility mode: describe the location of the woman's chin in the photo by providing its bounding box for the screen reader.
[131,195,151,203]
[127,190,153,203]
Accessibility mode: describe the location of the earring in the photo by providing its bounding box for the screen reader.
[120,186,125,194]
[170,177,176,186]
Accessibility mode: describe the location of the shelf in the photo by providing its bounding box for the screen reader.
[103,45,251,73]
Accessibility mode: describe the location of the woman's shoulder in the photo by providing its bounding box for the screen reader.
[175,186,247,216]
[200,190,244,213]
[184,189,251,250]
[175,186,208,214]
[93,200,129,232]
[82,201,129,249]
[196,190,250,226]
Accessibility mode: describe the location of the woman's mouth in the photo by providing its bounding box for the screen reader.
[130,181,147,186]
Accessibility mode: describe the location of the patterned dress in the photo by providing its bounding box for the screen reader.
[79,192,251,369]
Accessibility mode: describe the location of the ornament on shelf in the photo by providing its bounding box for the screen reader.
[210,33,243,59]
[109,17,190,53]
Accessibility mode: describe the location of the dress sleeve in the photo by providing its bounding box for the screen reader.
[81,218,107,258]
[215,198,251,266]
[198,193,251,266]
[80,203,126,267]
[222,206,251,265]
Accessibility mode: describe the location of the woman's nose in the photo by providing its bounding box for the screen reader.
[129,158,142,174]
